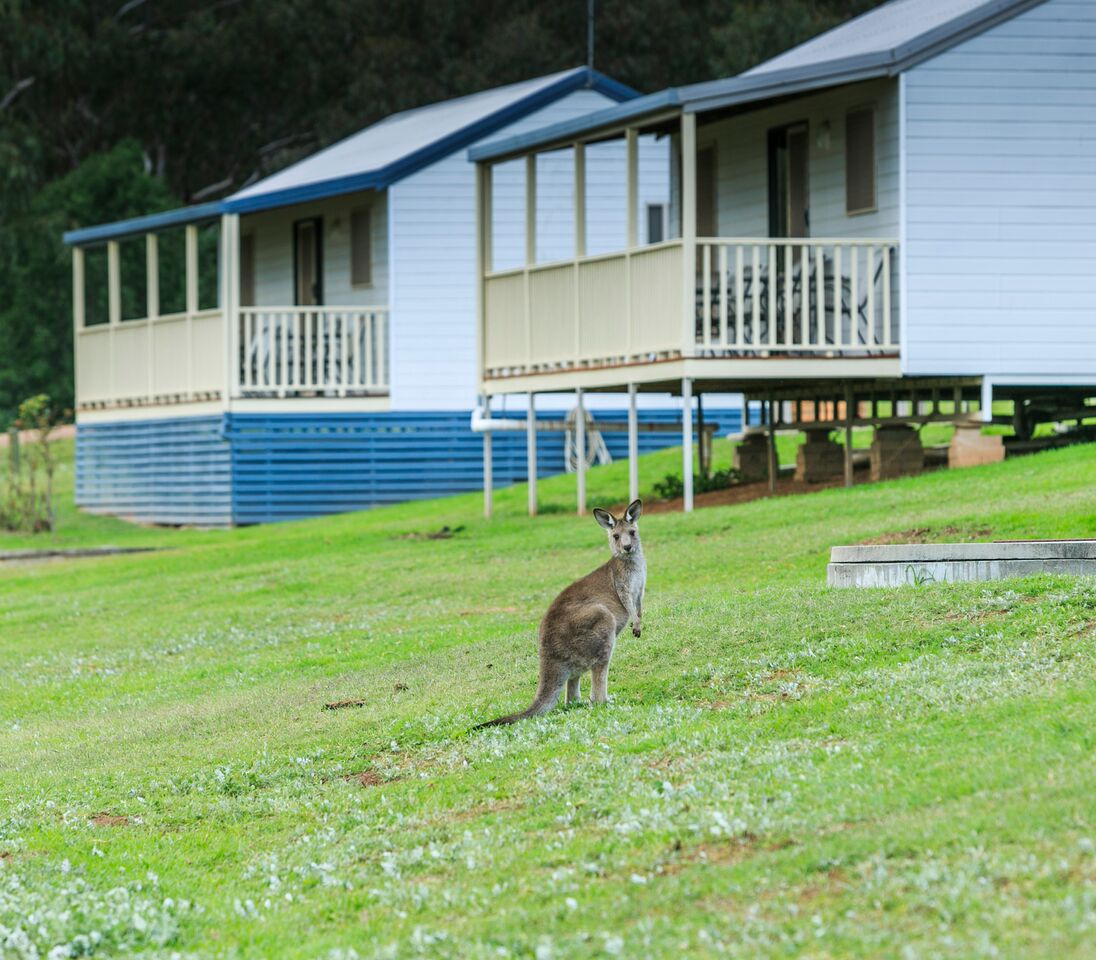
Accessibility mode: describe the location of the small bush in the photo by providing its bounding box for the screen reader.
[652,467,741,500]
[2,394,59,533]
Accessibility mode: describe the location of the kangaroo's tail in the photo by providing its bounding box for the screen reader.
[472,678,564,730]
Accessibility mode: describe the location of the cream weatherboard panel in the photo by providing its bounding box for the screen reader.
[903,0,1096,380]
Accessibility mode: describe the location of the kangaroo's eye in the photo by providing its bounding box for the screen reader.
[613,533,620,540]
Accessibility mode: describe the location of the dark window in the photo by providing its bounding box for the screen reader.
[846,107,876,215]
[646,203,665,244]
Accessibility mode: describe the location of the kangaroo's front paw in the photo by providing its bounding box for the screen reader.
[632,625,642,638]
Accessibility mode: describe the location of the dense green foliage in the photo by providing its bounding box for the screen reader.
[0,0,884,423]
[1,439,1095,956]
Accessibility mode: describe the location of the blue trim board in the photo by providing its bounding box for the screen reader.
[63,202,226,247]
[76,407,741,527]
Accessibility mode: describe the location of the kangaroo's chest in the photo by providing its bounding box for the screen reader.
[612,558,646,611]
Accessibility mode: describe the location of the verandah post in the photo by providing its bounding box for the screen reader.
[527,391,537,517]
[680,112,697,358]
[843,382,855,488]
[483,396,493,520]
[682,377,694,512]
[71,246,85,408]
[575,387,586,516]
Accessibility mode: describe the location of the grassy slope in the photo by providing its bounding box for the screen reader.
[2,441,1095,958]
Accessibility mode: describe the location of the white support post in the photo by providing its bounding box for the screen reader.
[625,128,638,357]
[185,224,198,399]
[72,247,85,408]
[527,391,538,517]
[107,240,120,398]
[576,387,586,516]
[483,397,493,520]
[573,142,586,259]
[525,154,536,364]
[220,213,240,405]
[573,143,586,363]
[627,383,639,504]
[680,112,697,357]
[625,128,638,249]
[475,163,491,397]
[682,377,694,512]
[146,233,158,401]
[107,240,121,326]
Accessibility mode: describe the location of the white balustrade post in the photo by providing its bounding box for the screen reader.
[220,213,240,405]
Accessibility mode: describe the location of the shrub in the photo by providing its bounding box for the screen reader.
[652,467,741,500]
[2,394,59,533]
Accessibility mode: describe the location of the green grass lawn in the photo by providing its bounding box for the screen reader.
[2,440,1095,958]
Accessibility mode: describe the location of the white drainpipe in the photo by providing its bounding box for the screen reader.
[470,406,526,432]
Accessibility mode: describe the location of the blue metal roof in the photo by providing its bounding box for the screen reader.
[223,67,637,214]
[62,202,225,246]
[470,0,1046,164]
[64,67,638,244]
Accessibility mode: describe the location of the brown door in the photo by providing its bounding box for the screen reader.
[293,217,323,305]
[768,123,809,238]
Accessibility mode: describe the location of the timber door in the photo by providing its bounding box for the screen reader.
[768,123,809,238]
[293,217,323,305]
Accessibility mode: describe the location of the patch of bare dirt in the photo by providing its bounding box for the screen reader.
[345,770,386,788]
[395,525,465,541]
[90,812,129,827]
[323,698,365,711]
[858,524,993,546]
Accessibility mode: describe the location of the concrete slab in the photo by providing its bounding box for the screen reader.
[827,540,1096,588]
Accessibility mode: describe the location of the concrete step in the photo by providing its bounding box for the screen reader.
[827,540,1096,588]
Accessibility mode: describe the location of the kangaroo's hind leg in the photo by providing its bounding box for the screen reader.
[590,662,611,704]
[566,675,581,704]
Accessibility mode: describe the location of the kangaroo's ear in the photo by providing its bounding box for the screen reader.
[624,499,642,522]
[593,508,616,530]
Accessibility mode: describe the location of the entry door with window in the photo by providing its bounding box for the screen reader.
[768,124,809,238]
[293,217,323,305]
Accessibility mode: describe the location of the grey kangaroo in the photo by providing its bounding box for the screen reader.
[475,499,645,728]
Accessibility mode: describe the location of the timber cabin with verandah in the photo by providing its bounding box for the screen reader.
[471,0,1096,514]
[64,68,707,526]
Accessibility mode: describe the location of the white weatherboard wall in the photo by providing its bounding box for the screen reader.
[903,0,1096,381]
[703,78,900,240]
[243,190,389,309]
[388,88,671,411]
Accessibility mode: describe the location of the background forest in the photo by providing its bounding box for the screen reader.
[0,0,882,425]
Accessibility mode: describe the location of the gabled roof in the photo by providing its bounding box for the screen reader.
[223,67,636,214]
[471,0,1046,164]
[64,67,637,244]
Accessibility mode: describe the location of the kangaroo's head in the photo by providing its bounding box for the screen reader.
[593,499,643,558]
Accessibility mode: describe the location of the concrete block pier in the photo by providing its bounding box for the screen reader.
[828,540,1096,588]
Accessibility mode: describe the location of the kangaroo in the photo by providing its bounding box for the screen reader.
[475,499,645,728]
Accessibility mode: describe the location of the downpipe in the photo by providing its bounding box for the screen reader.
[470,406,526,432]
